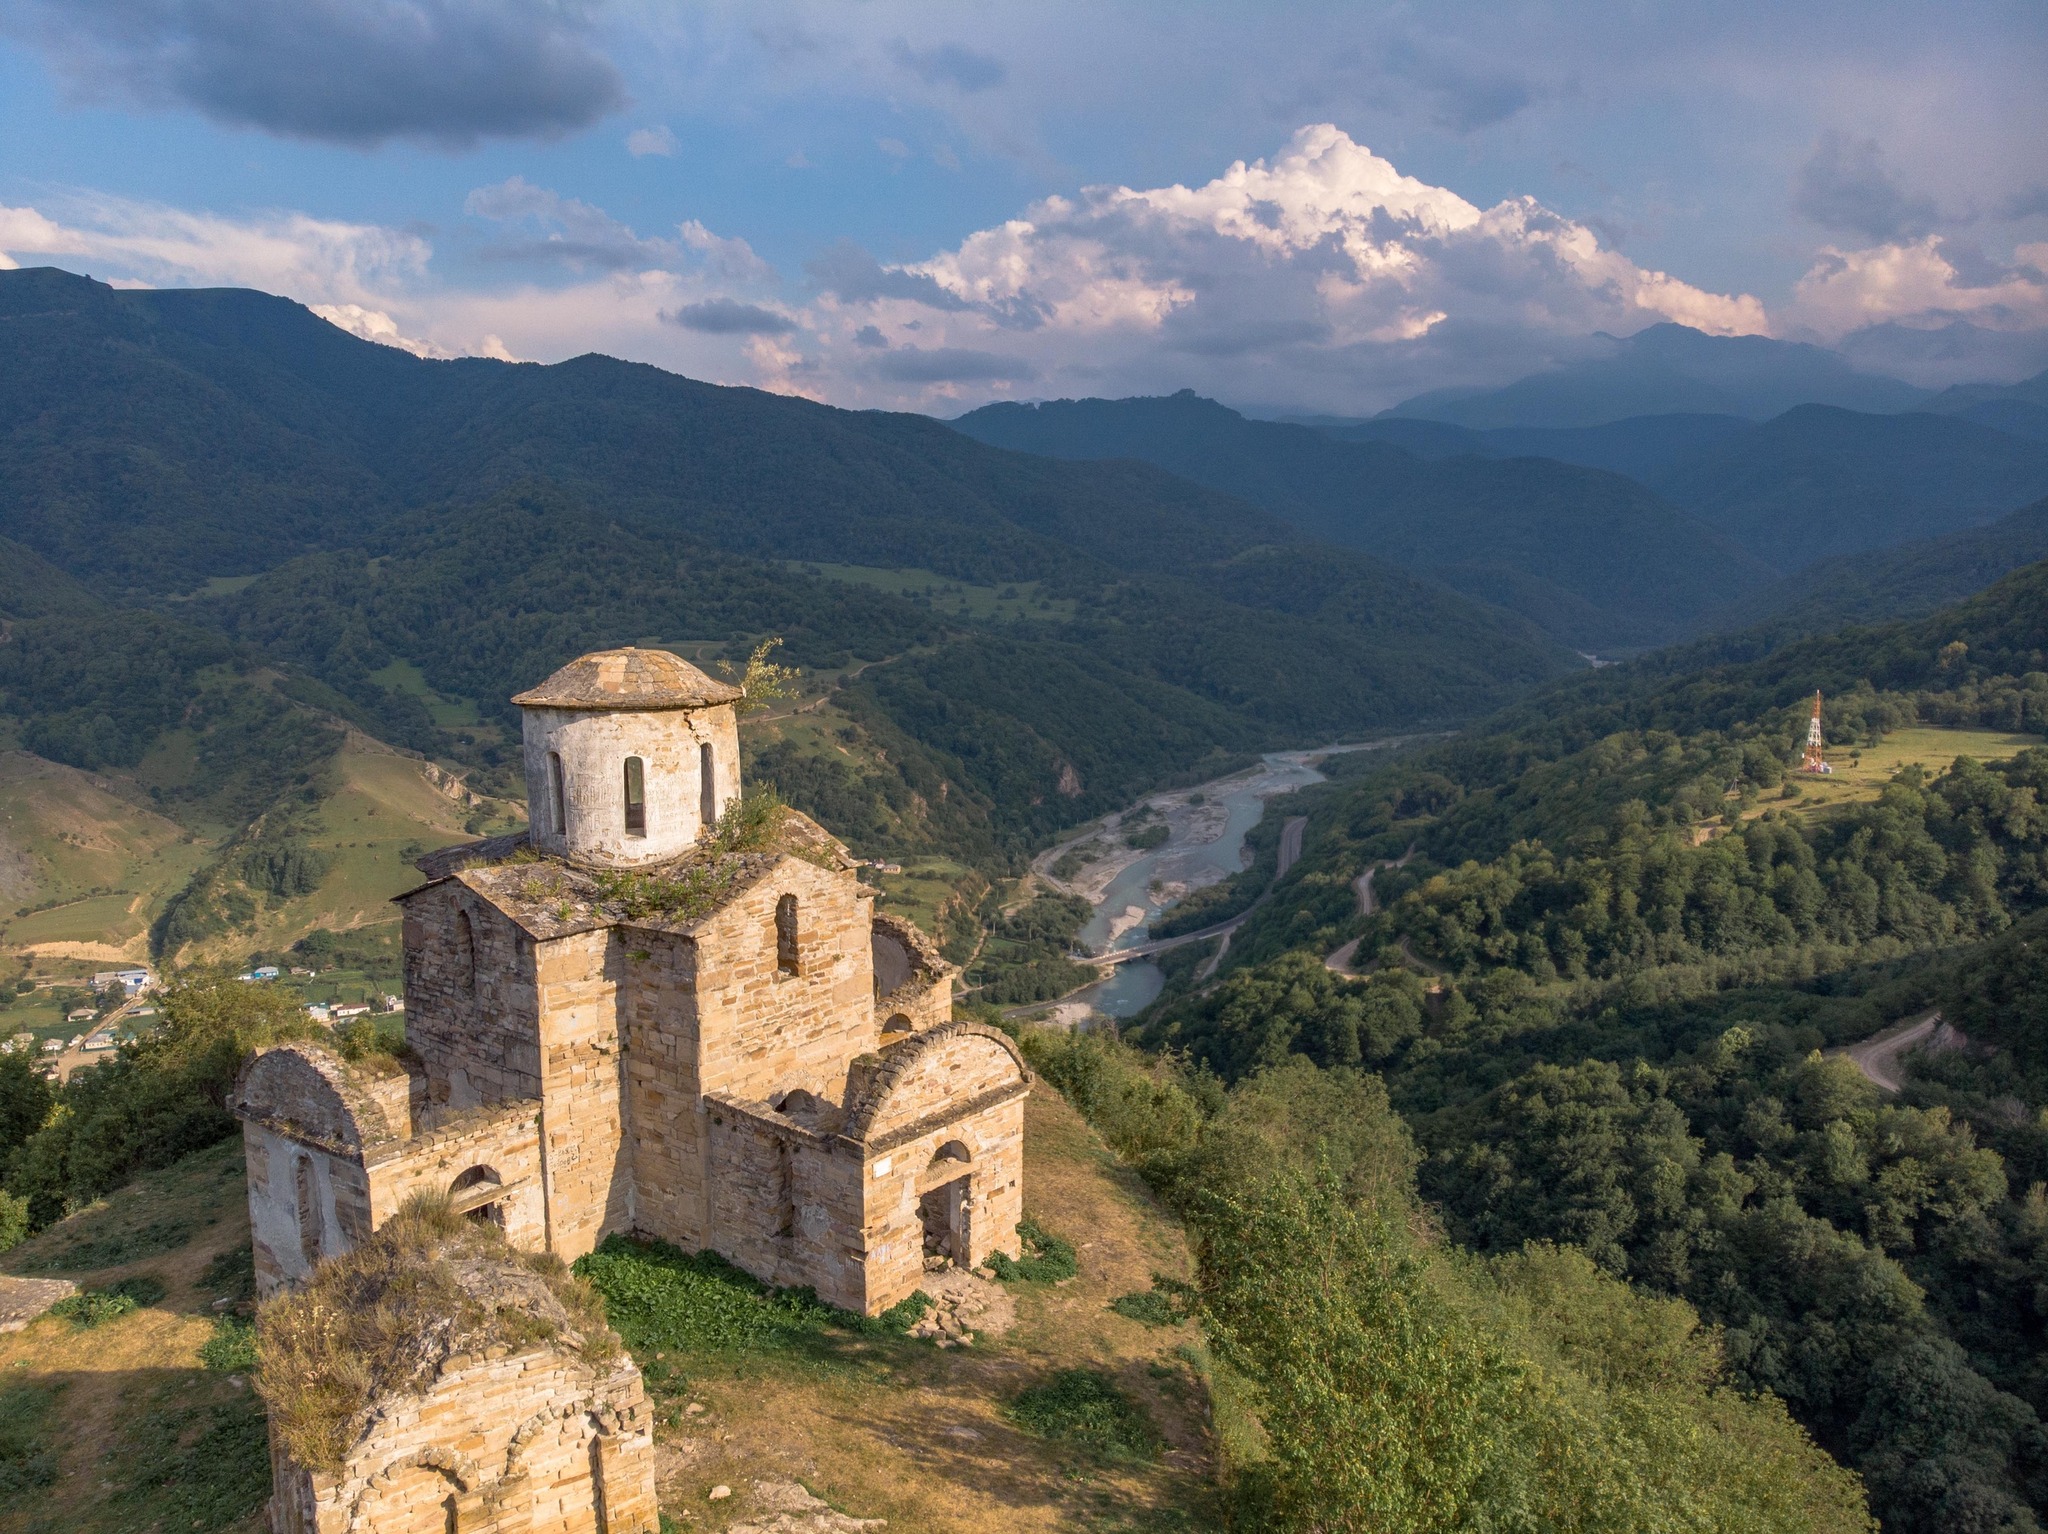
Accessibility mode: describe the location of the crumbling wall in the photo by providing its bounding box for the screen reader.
[364,1103,547,1252]
[403,883,544,1112]
[703,1097,866,1311]
[268,1351,657,1534]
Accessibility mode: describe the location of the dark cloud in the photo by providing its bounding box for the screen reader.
[852,324,888,348]
[663,299,797,335]
[1381,39,1537,133]
[805,240,970,310]
[887,40,1005,92]
[1794,133,1938,242]
[870,346,1035,382]
[13,0,625,149]
[2002,187,2048,221]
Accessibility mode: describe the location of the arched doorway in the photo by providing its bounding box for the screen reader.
[918,1142,973,1268]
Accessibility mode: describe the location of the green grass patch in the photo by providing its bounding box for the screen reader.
[574,1236,928,1363]
[104,1387,271,1531]
[200,1244,255,1302]
[200,1316,259,1373]
[988,1217,1079,1285]
[0,1381,60,1497]
[25,1214,198,1272]
[1109,1287,1180,1327]
[1005,1368,1160,1461]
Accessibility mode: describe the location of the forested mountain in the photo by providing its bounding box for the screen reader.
[1121,558,2048,1531]
[954,390,1769,649]
[0,266,1578,907]
[1713,495,2048,637]
[1645,404,2048,570]
[1378,322,1930,427]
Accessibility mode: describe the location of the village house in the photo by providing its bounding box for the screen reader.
[232,646,1028,1318]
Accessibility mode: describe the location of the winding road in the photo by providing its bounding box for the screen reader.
[1830,1010,1960,1093]
[1324,846,1416,975]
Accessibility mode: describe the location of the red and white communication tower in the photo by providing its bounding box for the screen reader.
[1801,690,1833,774]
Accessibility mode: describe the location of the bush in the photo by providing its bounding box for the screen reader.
[50,1290,138,1328]
[987,1217,1078,1284]
[107,1273,167,1306]
[1005,1368,1159,1460]
[1110,1288,1180,1327]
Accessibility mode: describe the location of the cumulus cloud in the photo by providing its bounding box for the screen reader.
[799,124,1767,408]
[663,298,797,334]
[627,125,678,158]
[6,0,625,149]
[1792,235,2048,338]
[887,39,1006,92]
[1794,133,1938,242]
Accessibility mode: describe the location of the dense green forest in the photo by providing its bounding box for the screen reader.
[956,390,1771,649]
[1111,558,2048,1531]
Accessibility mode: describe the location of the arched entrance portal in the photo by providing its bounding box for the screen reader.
[918,1141,973,1268]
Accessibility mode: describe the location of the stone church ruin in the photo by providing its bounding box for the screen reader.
[234,646,1030,1531]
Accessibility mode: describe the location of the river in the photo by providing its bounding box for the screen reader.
[1044,746,1374,1020]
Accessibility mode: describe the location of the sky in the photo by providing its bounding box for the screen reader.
[0,0,2043,415]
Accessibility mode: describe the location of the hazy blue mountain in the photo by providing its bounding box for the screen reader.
[1299,411,1752,482]
[1697,493,2048,638]
[953,390,1771,650]
[1378,322,1930,428]
[1918,367,2048,442]
[1644,404,2048,571]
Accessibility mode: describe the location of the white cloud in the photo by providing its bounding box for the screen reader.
[0,194,429,303]
[309,302,457,358]
[805,124,1769,409]
[627,125,679,157]
[1791,235,2048,338]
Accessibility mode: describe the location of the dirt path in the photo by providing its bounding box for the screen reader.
[1830,1009,1962,1093]
[1324,847,1415,975]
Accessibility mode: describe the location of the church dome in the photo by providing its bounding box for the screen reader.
[511,647,744,712]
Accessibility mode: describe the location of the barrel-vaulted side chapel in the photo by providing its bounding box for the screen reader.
[232,647,1028,1318]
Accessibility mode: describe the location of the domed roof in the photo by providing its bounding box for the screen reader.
[511,647,744,711]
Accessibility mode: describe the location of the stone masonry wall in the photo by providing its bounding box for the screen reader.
[269,1350,657,1534]
[364,1104,547,1253]
[859,1095,1025,1314]
[245,1127,374,1298]
[532,928,633,1260]
[691,855,879,1108]
[618,928,708,1249]
[404,882,544,1113]
[704,1099,866,1312]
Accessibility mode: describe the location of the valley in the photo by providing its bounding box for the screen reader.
[6,266,2048,1534]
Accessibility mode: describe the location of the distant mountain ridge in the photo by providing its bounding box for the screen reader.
[1377,323,1931,428]
[953,390,1772,650]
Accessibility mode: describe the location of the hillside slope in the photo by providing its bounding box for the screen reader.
[1706,494,2048,637]
[954,391,1768,649]
[1647,405,2048,570]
